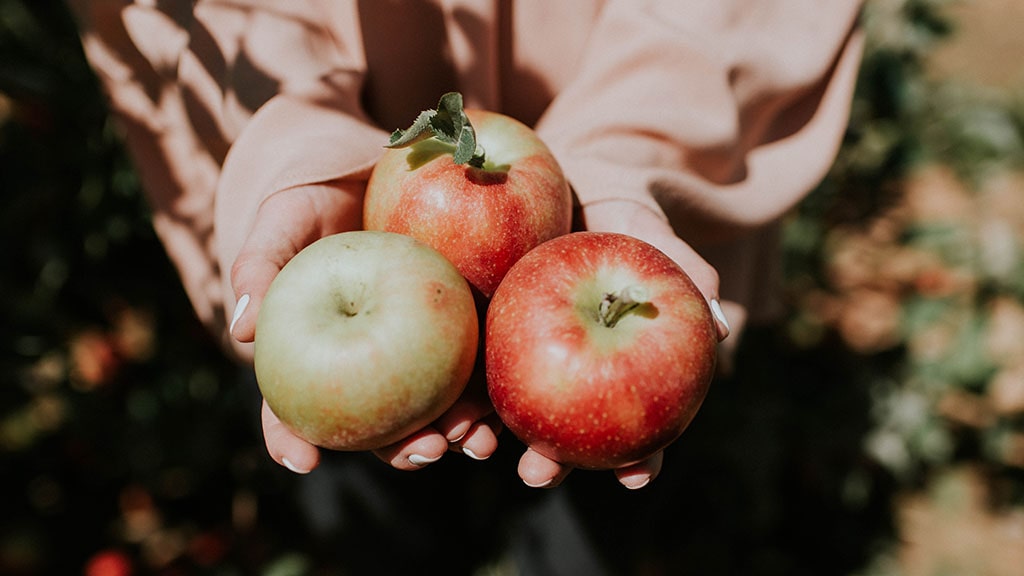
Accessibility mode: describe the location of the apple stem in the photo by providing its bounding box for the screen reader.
[383,92,486,168]
[598,285,650,328]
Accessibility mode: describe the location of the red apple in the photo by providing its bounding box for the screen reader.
[84,549,133,576]
[364,92,572,298]
[485,232,717,469]
[254,231,479,451]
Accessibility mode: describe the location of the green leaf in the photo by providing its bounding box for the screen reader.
[384,92,483,166]
[453,121,478,165]
[386,109,438,148]
[430,92,465,144]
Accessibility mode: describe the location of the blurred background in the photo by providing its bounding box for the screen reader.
[2,1,1023,574]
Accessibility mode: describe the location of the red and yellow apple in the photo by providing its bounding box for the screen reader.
[485,231,717,469]
[364,93,572,298]
[253,231,479,451]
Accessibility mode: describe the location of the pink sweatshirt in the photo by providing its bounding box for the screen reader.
[70,0,864,357]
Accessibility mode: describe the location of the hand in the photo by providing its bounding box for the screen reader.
[515,198,731,490]
[227,181,500,474]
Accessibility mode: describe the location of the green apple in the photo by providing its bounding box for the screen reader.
[254,230,479,451]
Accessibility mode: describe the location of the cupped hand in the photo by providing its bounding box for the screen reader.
[514,198,732,490]
[227,181,500,474]
[372,373,503,470]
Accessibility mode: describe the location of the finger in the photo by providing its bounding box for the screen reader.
[229,181,364,343]
[449,413,503,461]
[518,448,573,489]
[432,379,495,445]
[372,427,450,471]
[261,400,320,474]
[643,227,730,341]
[614,451,664,490]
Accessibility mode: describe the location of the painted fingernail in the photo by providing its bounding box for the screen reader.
[446,423,471,444]
[523,477,553,488]
[710,299,730,338]
[281,457,309,474]
[622,475,652,490]
[408,453,442,466]
[230,294,250,336]
[462,446,486,461]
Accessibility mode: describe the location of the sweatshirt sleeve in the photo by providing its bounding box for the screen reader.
[70,0,388,349]
[212,94,387,305]
[535,0,865,246]
[205,2,389,331]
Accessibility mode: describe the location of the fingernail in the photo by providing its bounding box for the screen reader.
[523,477,553,489]
[710,299,730,338]
[282,457,309,474]
[408,453,442,466]
[462,446,486,461]
[622,475,652,490]
[230,294,250,336]
[446,423,471,444]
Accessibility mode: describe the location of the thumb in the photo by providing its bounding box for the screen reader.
[227,181,364,345]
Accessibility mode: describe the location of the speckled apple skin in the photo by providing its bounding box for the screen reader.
[486,232,717,469]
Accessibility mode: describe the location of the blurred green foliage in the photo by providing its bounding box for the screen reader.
[0,1,307,574]
[786,0,1024,492]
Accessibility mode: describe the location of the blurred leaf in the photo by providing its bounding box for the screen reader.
[261,553,311,576]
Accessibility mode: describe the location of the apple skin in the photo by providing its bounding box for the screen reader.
[364,109,573,298]
[485,232,717,470]
[254,231,479,451]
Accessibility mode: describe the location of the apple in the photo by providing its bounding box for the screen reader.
[254,230,479,451]
[364,92,572,298]
[84,549,133,576]
[485,231,717,469]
